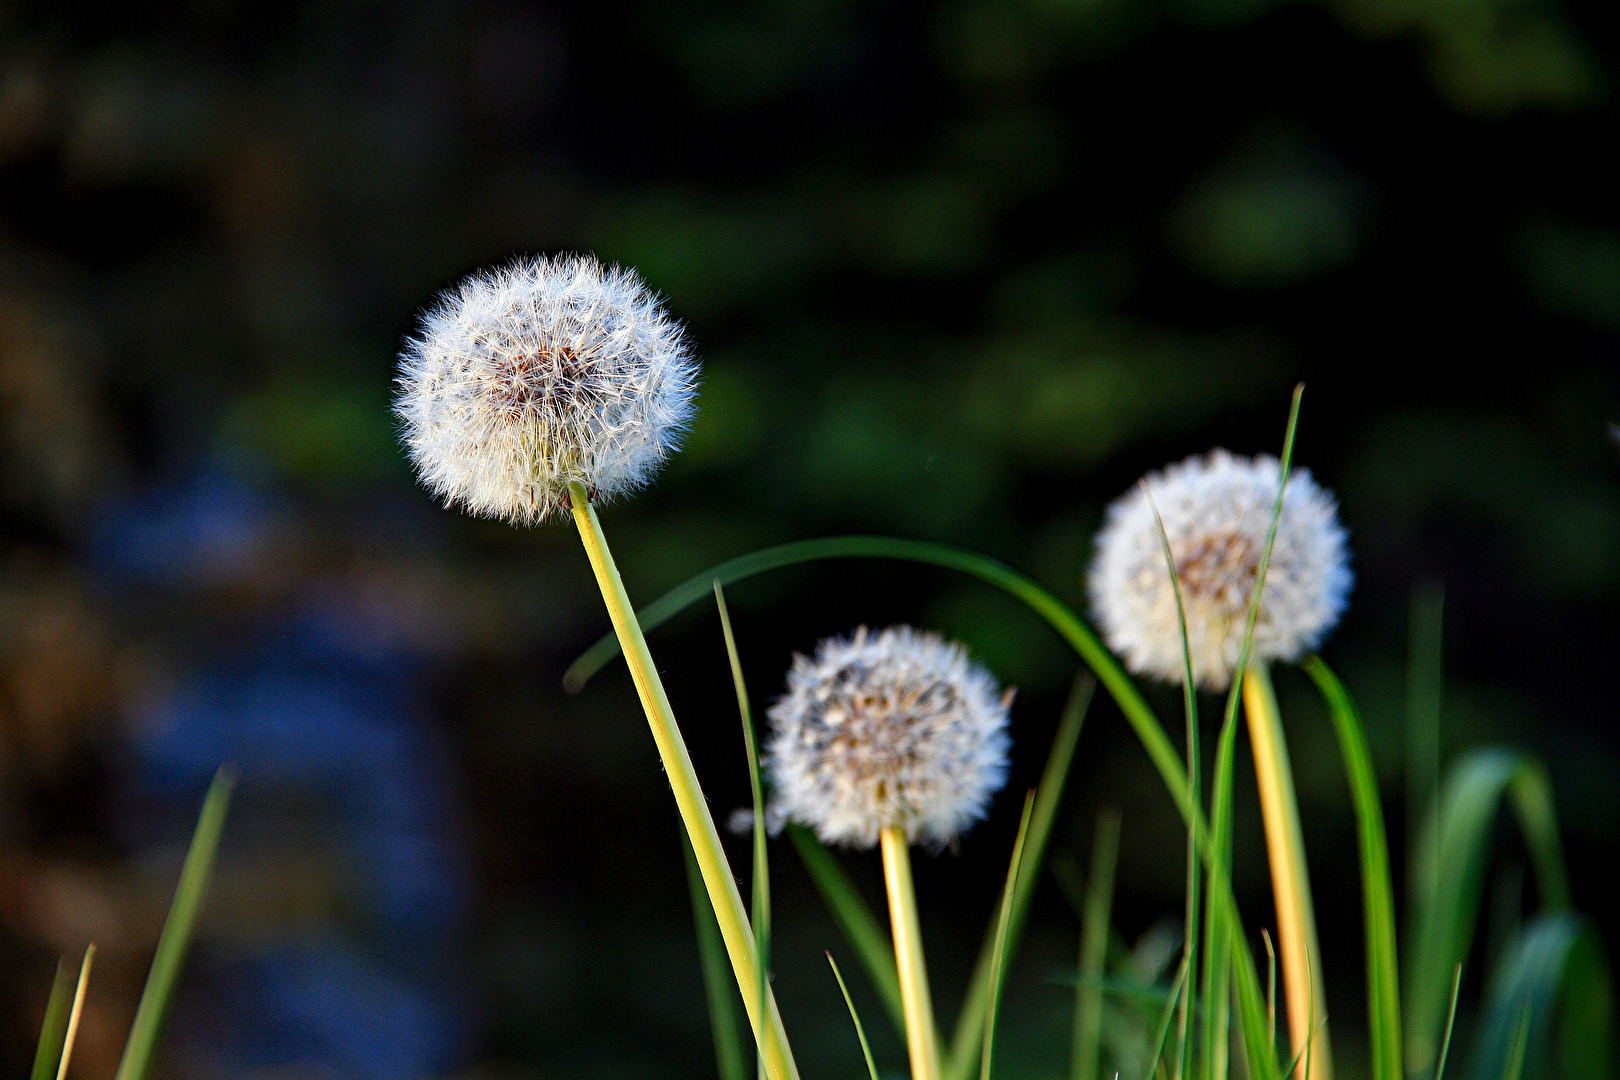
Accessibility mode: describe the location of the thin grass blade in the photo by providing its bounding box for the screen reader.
[1074,811,1121,1080]
[714,581,771,1077]
[1405,749,1574,1075]
[685,831,749,1080]
[948,674,1095,1080]
[31,960,75,1080]
[1499,1009,1531,1080]
[981,792,1037,1080]
[1435,964,1463,1080]
[55,945,95,1080]
[113,768,234,1080]
[1145,485,1202,1080]
[828,952,883,1080]
[1200,688,1241,1080]
[1143,958,1193,1080]
[1302,656,1402,1080]
[787,826,906,1035]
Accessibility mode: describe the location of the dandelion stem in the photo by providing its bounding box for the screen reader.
[568,484,799,1080]
[881,826,943,1080]
[1243,663,1331,1080]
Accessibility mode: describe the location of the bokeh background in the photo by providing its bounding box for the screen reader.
[3,1,1617,1077]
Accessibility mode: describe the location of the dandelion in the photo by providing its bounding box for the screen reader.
[396,255,798,1080]
[1088,448,1352,692]
[766,625,1012,1080]
[1090,446,1348,1080]
[765,625,1012,850]
[395,253,697,525]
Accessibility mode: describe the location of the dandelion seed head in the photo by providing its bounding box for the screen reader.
[764,625,1012,850]
[1088,449,1352,691]
[395,253,697,525]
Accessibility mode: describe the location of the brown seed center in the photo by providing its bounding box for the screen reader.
[486,345,595,419]
[1174,531,1260,600]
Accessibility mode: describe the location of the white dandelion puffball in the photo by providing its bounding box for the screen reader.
[1089,449,1352,691]
[765,626,1012,850]
[395,253,697,525]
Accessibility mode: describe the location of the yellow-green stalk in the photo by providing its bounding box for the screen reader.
[881,826,942,1080]
[570,485,799,1080]
[1243,663,1331,1080]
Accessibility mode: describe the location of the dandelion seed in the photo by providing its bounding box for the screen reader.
[395,253,698,525]
[764,626,1012,850]
[1089,449,1352,691]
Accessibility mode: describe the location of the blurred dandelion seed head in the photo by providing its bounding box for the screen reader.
[764,625,1012,850]
[1089,449,1352,691]
[395,253,698,525]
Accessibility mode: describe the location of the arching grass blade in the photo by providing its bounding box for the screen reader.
[828,952,883,1080]
[31,960,75,1080]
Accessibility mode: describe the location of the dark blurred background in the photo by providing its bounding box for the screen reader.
[2,1,1617,1078]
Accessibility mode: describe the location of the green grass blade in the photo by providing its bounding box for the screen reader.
[1498,1009,1531,1080]
[1405,749,1573,1075]
[947,674,1096,1080]
[982,792,1037,1080]
[1073,811,1121,1080]
[1144,958,1194,1080]
[113,768,234,1080]
[714,581,771,1078]
[685,830,749,1080]
[827,952,883,1080]
[1302,656,1402,1080]
[787,826,906,1037]
[31,960,75,1080]
[1464,914,1613,1080]
[1145,484,1202,1080]
[1435,964,1463,1080]
[1201,697,1240,1080]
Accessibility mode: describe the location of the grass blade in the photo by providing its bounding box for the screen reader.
[114,768,234,1080]
[1435,964,1463,1080]
[828,952,883,1080]
[1143,958,1193,1080]
[982,792,1037,1080]
[31,960,75,1080]
[1201,695,1240,1080]
[948,675,1096,1080]
[1074,811,1121,1080]
[1145,484,1202,1080]
[1302,656,1402,1080]
[1405,749,1573,1075]
[55,946,95,1080]
[685,831,749,1080]
[787,826,906,1037]
[1465,914,1613,1080]
[714,581,771,1078]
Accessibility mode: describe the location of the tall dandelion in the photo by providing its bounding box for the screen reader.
[1089,448,1352,1080]
[766,625,1013,1080]
[396,253,798,1080]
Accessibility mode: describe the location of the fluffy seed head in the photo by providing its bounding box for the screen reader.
[1088,449,1352,691]
[395,253,697,525]
[764,626,1012,850]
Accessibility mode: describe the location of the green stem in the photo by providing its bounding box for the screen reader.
[568,486,799,1080]
[1243,664,1331,1080]
[882,826,942,1080]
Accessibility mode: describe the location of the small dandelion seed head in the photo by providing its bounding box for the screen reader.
[394,253,698,525]
[1088,449,1353,691]
[764,625,1012,850]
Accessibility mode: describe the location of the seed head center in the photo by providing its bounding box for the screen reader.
[1175,531,1260,601]
[486,345,595,419]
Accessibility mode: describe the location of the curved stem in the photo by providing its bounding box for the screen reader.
[882,827,942,1080]
[569,486,799,1080]
[1243,664,1331,1080]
